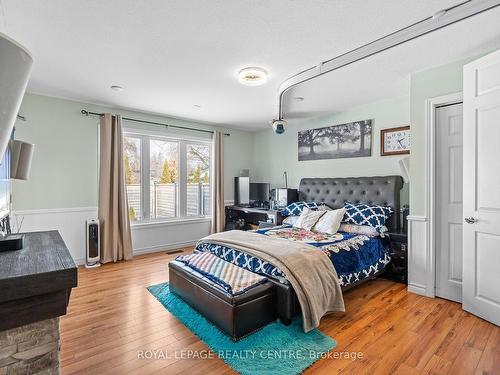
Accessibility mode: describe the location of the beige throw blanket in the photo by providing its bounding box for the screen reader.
[197,230,345,332]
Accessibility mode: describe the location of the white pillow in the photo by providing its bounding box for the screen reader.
[313,208,346,234]
[339,223,380,237]
[282,215,300,226]
[293,207,326,231]
[318,204,332,211]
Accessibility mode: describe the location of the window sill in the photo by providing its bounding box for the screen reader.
[131,217,212,230]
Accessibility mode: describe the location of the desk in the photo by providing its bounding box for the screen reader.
[225,205,284,230]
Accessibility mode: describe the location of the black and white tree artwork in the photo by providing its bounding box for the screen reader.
[298,120,372,161]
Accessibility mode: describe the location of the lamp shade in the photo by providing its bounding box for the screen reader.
[11,140,34,180]
[0,33,33,163]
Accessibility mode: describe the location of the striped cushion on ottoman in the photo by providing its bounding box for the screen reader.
[175,252,267,295]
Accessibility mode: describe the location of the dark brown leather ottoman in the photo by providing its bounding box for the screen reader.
[169,260,276,341]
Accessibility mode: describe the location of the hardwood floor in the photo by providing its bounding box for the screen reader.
[60,249,500,375]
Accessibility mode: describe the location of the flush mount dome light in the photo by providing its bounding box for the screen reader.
[238,67,268,86]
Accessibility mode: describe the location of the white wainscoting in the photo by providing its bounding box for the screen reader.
[12,207,98,265]
[407,215,432,297]
[130,218,210,256]
[12,207,211,265]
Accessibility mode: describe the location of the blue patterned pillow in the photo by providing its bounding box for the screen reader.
[281,201,319,217]
[343,202,393,232]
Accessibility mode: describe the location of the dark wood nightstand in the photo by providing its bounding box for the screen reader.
[384,231,408,284]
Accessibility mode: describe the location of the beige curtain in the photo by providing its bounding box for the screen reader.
[98,114,133,263]
[211,131,225,233]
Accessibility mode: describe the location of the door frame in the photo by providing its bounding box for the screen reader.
[424,92,463,298]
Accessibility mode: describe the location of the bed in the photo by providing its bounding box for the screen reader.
[293,175,403,288]
[197,224,391,289]
[171,175,404,330]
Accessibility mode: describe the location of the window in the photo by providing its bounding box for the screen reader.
[123,131,211,223]
[124,136,142,221]
[187,143,210,216]
[150,139,178,219]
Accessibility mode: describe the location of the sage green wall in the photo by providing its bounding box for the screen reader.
[13,94,254,210]
[251,96,410,205]
[409,56,476,216]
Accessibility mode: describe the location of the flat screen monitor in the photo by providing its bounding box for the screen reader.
[234,177,250,206]
[250,183,270,203]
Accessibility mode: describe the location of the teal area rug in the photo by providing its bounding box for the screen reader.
[147,282,336,375]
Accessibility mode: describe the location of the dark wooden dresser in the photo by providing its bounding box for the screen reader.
[0,230,78,331]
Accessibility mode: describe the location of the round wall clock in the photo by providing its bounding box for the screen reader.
[380,126,410,156]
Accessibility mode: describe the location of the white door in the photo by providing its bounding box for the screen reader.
[435,103,463,303]
[463,49,500,326]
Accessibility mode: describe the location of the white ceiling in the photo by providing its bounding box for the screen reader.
[283,5,500,119]
[1,0,500,130]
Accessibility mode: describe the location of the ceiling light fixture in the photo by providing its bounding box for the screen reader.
[193,104,201,108]
[110,85,124,92]
[238,67,268,86]
[294,97,305,102]
[271,119,287,134]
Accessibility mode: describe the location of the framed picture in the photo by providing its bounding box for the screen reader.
[298,120,372,161]
[380,126,410,156]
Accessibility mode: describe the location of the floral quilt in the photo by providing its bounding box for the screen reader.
[195,225,391,287]
[254,226,369,255]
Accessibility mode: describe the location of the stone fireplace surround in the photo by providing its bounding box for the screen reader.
[0,318,59,374]
[0,230,77,375]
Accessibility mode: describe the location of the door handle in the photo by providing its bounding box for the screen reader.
[464,217,477,224]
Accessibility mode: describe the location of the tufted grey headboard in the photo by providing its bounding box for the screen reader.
[298,175,404,231]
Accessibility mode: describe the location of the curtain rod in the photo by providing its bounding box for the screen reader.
[81,110,230,136]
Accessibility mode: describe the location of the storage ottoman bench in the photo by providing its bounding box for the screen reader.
[169,260,276,340]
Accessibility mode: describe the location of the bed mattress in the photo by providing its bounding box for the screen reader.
[194,225,391,288]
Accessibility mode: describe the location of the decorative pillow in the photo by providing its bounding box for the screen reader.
[313,208,346,235]
[282,215,300,226]
[339,223,380,237]
[293,207,326,231]
[343,202,393,232]
[317,204,332,211]
[281,201,319,217]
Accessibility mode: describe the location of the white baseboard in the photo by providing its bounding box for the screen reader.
[12,207,208,265]
[133,240,197,256]
[74,240,197,267]
[74,258,86,266]
[408,283,427,296]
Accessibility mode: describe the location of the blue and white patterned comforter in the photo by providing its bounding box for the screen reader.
[195,225,391,287]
